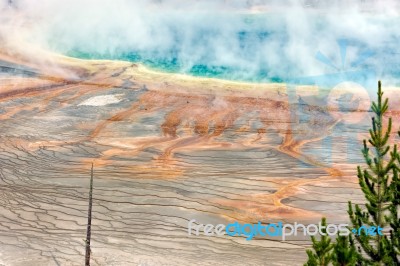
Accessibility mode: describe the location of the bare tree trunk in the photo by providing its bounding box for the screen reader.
[85,163,94,266]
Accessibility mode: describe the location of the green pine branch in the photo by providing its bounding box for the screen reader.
[304,217,333,266]
[385,131,400,264]
[331,235,359,266]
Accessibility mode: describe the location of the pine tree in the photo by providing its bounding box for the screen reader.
[304,217,333,266]
[331,235,359,266]
[347,81,398,265]
[304,81,399,265]
[386,130,400,264]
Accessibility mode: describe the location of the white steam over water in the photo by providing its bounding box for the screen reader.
[0,0,399,84]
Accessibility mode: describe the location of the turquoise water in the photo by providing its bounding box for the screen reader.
[65,14,400,84]
[66,15,286,83]
[69,50,284,83]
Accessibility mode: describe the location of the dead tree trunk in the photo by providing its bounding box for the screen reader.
[85,163,94,266]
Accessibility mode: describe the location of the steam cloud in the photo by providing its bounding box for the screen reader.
[0,0,399,83]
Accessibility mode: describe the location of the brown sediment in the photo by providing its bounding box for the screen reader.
[0,49,399,265]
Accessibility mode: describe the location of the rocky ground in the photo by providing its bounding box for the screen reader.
[0,51,399,265]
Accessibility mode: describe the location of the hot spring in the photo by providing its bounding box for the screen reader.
[6,1,400,85]
[64,12,400,85]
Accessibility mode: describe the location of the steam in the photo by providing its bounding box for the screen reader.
[1,0,399,83]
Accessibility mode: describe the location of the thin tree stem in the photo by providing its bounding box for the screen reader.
[376,82,383,262]
[85,163,94,266]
